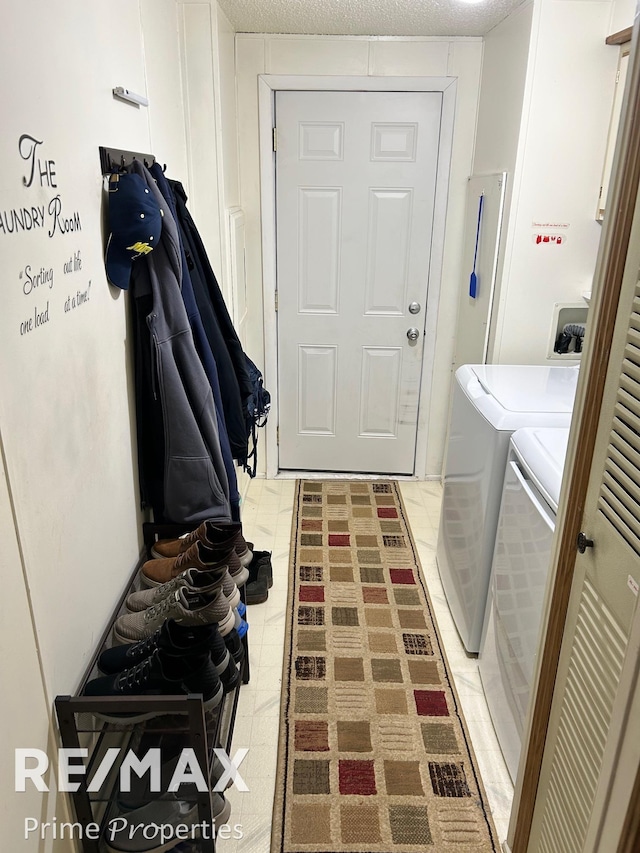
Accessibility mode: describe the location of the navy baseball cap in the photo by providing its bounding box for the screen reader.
[105,173,163,290]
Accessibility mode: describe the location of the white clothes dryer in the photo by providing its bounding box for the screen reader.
[436,365,577,652]
[479,427,570,783]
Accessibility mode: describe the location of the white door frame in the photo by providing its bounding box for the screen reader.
[258,74,457,479]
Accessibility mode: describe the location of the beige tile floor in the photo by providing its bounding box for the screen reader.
[217,478,513,853]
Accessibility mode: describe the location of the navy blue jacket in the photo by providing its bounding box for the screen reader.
[169,181,251,465]
[150,163,240,520]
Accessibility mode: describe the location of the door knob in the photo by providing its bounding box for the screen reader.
[407,328,420,342]
[576,532,594,553]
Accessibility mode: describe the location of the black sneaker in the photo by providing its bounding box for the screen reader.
[84,649,223,723]
[98,621,219,676]
[223,628,244,664]
[207,622,240,692]
[220,656,241,693]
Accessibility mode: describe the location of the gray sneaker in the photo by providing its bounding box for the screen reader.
[220,568,240,609]
[127,568,240,613]
[113,587,234,645]
[126,568,222,613]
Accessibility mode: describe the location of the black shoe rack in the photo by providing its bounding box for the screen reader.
[55,531,249,853]
[141,522,250,685]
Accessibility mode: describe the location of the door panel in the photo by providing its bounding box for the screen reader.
[365,189,413,314]
[359,347,402,437]
[299,122,344,160]
[371,123,418,160]
[276,90,441,473]
[298,346,337,435]
[529,173,640,853]
[298,188,341,313]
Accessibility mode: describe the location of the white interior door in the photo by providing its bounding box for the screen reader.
[275,90,441,474]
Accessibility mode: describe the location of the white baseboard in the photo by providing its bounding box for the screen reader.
[270,471,423,481]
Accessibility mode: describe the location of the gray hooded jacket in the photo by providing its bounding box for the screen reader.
[131,161,230,524]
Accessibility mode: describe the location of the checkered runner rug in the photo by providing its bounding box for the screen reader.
[271,480,499,852]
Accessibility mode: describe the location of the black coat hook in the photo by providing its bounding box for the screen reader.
[99,146,157,175]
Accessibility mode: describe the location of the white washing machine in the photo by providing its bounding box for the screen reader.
[436,364,577,652]
[479,427,570,783]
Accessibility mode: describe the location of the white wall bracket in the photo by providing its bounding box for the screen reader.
[112,87,149,107]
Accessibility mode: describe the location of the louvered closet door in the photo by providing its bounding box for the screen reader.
[529,182,640,853]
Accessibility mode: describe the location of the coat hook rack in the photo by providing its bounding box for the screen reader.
[99,146,156,175]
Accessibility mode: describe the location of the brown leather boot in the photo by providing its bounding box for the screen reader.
[142,534,249,588]
[151,520,249,560]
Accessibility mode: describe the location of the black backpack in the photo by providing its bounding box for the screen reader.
[243,355,271,478]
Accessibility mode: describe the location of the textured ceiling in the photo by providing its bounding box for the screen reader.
[217,0,527,38]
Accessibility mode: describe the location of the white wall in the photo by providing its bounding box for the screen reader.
[0,453,75,853]
[217,5,241,213]
[609,0,637,33]
[469,2,534,365]
[179,1,226,296]
[0,0,157,698]
[142,0,190,181]
[473,2,534,178]
[175,0,243,315]
[236,35,484,477]
[490,0,618,364]
[0,0,196,847]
